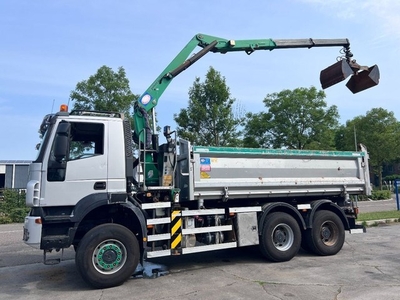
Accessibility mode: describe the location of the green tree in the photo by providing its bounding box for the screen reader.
[335,108,400,189]
[174,67,244,146]
[0,189,29,224]
[243,87,339,150]
[69,65,139,155]
[70,65,138,115]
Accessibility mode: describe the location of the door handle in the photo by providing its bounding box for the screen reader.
[94,181,106,190]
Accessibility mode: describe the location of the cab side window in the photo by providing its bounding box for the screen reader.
[69,122,104,160]
[47,121,104,182]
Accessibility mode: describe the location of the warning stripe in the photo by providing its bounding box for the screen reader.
[171,210,182,249]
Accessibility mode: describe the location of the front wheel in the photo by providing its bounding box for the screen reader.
[259,212,301,262]
[75,223,140,288]
[306,210,345,256]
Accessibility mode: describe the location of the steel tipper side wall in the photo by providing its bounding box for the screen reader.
[187,146,369,201]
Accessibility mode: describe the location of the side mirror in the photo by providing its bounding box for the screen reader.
[53,122,71,161]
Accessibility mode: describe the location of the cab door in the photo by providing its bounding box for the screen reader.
[41,120,108,207]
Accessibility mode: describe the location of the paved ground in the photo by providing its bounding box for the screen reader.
[2,222,400,300]
[357,195,398,213]
[1,199,399,299]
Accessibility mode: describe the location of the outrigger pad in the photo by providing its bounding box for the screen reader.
[320,60,354,89]
[346,65,380,94]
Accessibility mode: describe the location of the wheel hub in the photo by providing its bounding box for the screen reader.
[93,241,125,273]
[98,244,122,269]
[101,248,119,264]
[271,223,294,251]
[319,221,338,247]
[321,226,331,240]
[274,230,286,244]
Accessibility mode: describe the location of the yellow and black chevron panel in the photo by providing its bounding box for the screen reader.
[171,210,182,249]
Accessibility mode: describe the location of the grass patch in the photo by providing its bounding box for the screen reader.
[357,210,400,222]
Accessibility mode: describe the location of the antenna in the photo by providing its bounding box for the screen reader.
[51,99,55,113]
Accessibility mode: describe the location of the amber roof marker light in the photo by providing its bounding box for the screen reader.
[60,104,69,112]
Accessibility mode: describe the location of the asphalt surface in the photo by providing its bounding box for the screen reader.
[1,199,399,300]
[357,196,398,213]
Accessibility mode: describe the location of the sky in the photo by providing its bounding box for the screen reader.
[1,0,399,160]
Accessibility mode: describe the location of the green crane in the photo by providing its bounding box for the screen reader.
[132,33,379,187]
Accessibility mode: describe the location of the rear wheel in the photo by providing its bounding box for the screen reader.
[306,210,345,256]
[259,212,301,262]
[75,223,140,288]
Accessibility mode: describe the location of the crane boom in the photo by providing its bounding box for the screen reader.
[136,34,352,115]
[132,33,379,186]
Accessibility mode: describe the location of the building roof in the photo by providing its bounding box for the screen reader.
[0,160,32,165]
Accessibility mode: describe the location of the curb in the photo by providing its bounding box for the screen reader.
[356,218,400,227]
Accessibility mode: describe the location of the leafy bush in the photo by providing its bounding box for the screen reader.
[0,189,29,224]
[0,215,12,224]
[10,208,29,223]
[369,190,392,200]
[353,189,392,201]
[383,174,400,182]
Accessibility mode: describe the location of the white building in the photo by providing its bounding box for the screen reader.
[0,160,31,190]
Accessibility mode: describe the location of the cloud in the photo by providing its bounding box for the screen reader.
[299,0,400,42]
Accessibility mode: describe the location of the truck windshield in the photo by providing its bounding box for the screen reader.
[34,114,56,163]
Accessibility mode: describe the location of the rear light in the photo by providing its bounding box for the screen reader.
[353,207,359,215]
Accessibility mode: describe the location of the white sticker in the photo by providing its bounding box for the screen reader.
[141,94,152,105]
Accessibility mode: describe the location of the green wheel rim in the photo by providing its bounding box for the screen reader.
[92,239,127,274]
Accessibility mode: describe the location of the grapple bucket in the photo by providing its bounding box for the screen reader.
[320,60,353,89]
[346,65,380,94]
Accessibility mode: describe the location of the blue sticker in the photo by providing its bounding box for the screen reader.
[200,157,211,165]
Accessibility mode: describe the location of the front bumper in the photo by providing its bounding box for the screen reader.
[23,216,42,249]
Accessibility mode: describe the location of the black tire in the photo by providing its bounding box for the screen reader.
[307,210,345,256]
[259,212,301,262]
[75,223,140,289]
